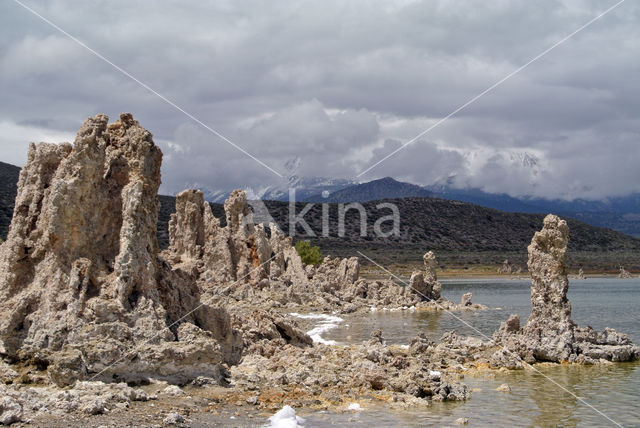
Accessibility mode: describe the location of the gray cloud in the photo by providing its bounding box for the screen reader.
[0,0,639,199]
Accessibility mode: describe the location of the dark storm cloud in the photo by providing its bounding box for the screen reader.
[0,0,638,199]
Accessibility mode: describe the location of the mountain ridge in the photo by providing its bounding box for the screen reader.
[2,161,640,248]
[304,177,434,203]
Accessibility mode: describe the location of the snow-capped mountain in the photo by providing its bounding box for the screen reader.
[181,176,357,203]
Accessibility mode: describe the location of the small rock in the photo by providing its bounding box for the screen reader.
[496,383,511,392]
[246,396,259,405]
[0,396,23,425]
[80,398,106,415]
[163,412,185,425]
[460,293,473,307]
[456,417,469,425]
[429,370,441,381]
[162,385,184,396]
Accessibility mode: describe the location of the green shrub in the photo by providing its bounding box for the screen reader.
[295,240,323,265]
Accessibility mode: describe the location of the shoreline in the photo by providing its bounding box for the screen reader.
[362,270,638,280]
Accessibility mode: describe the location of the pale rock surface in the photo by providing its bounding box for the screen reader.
[618,267,632,279]
[0,114,241,385]
[163,412,185,425]
[497,259,513,274]
[523,214,574,361]
[405,252,439,301]
[496,383,511,392]
[460,293,473,307]
[164,189,482,315]
[232,329,470,406]
[0,381,148,420]
[0,396,23,425]
[163,189,314,348]
[0,114,488,421]
[492,215,639,365]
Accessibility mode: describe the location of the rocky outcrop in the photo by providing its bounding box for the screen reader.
[163,186,489,315]
[231,329,470,407]
[523,214,574,361]
[0,381,150,423]
[497,259,512,274]
[163,189,315,349]
[0,114,241,385]
[0,114,495,426]
[493,215,639,365]
[165,189,308,287]
[618,266,632,279]
[460,293,473,307]
[404,251,443,302]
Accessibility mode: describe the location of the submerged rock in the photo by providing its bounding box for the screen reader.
[496,383,511,392]
[493,214,639,365]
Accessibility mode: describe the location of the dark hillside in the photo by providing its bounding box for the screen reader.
[3,164,639,271]
[0,161,20,239]
[260,198,640,253]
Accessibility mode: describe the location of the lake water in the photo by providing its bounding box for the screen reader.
[297,277,640,427]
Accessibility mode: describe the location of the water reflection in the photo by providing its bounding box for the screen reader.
[312,278,640,426]
[296,362,640,427]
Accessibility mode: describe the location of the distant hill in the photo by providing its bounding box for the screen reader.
[258,198,640,253]
[423,186,640,237]
[305,177,434,203]
[424,185,541,213]
[151,195,640,273]
[3,162,640,265]
[150,196,640,270]
[170,175,640,237]
[299,178,640,237]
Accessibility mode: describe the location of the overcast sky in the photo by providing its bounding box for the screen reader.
[1,0,639,200]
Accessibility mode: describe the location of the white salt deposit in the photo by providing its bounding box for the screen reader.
[268,405,306,427]
[289,313,344,345]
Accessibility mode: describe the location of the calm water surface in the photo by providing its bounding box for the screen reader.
[303,277,640,427]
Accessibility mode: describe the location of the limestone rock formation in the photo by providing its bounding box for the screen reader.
[0,114,241,385]
[405,251,442,301]
[165,189,304,287]
[618,266,632,279]
[0,114,487,422]
[163,188,484,314]
[493,214,639,365]
[523,214,574,361]
[497,259,512,274]
[163,189,314,348]
[460,293,473,307]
